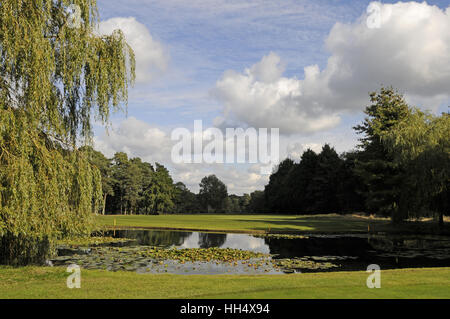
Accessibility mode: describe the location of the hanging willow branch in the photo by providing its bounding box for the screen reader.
[0,0,135,265]
[0,0,135,144]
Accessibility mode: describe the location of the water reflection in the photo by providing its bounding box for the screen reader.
[106,229,450,267]
[106,229,193,248]
[264,236,372,258]
[198,233,226,248]
[107,230,271,253]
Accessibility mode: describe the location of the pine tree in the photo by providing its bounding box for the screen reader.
[288,149,318,213]
[111,152,130,215]
[146,163,175,214]
[354,87,410,223]
[307,145,342,213]
[336,151,366,213]
[264,159,294,213]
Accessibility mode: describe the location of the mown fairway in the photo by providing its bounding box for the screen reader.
[1,266,449,299]
[96,214,392,234]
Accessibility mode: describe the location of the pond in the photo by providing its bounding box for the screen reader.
[51,229,450,275]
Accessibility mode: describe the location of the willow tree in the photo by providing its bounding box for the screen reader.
[382,110,449,226]
[0,0,135,265]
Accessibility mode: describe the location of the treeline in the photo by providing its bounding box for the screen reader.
[262,145,365,214]
[85,148,267,215]
[259,88,449,225]
[85,149,246,215]
[83,149,174,215]
[87,88,448,226]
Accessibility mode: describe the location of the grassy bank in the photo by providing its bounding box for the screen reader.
[96,214,447,235]
[96,214,389,234]
[1,266,449,299]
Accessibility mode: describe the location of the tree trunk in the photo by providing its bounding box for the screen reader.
[102,194,107,215]
[439,212,444,227]
[391,202,405,225]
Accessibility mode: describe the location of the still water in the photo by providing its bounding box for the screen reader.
[107,230,271,253]
[52,229,450,275]
[104,229,450,270]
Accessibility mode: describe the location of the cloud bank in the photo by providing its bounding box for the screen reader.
[213,2,450,134]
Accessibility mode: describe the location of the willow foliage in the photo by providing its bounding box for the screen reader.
[382,110,449,223]
[0,0,135,264]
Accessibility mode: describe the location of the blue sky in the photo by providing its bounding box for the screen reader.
[93,0,450,194]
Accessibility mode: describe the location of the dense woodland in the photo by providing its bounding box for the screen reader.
[89,88,449,227]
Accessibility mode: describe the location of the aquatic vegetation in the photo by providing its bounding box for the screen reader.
[273,258,339,271]
[48,229,450,275]
[138,247,269,263]
[50,243,345,275]
[50,245,279,274]
[55,237,135,247]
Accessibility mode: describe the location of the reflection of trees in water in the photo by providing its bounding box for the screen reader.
[198,233,227,248]
[367,235,450,252]
[108,230,227,248]
[264,237,372,259]
[113,230,192,247]
[263,238,302,258]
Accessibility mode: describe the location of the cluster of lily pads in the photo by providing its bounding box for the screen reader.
[273,258,339,272]
[136,247,268,263]
[50,243,345,274]
[51,245,276,273]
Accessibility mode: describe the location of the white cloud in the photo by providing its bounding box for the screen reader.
[287,142,323,159]
[94,117,172,163]
[249,53,285,84]
[98,17,168,83]
[173,163,269,195]
[213,2,450,134]
[213,52,341,134]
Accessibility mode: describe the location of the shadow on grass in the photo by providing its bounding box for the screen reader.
[99,214,449,235]
[235,216,450,235]
[234,215,379,234]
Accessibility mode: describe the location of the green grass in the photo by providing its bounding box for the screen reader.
[1,266,449,299]
[96,214,392,234]
[97,214,449,235]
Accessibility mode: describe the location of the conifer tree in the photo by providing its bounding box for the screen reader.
[354,87,410,223]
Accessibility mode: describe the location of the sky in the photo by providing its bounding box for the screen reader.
[93,0,450,195]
